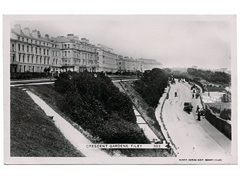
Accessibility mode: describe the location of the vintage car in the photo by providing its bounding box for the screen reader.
[183,102,193,112]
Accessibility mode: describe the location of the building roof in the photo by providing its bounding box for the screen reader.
[11,29,53,43]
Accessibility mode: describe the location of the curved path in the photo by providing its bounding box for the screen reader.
[162,81,231,158]
[23,88,110,157]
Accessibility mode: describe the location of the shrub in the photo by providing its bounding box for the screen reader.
[133,68,168,108]
[220,109,231,120]
[54,72,149,143]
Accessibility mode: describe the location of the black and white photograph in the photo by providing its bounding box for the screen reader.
[3,15,237,164]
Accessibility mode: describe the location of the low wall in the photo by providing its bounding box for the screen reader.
[205,105,231,140]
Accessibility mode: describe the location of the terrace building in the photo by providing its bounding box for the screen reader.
[10,24,59,73]
[138,58,162,71]
[10,24,163,75]
[50,35,98,72]
[96,44,118,72]
[116,55,126,72]
[124,56,140,72]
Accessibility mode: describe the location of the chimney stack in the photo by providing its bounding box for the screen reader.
[23,27,30,36]
[32,30,38,38]
[67,34,74,40]
[14,24,22,34]
[45,34,49,39]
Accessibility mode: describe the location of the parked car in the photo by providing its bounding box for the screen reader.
[183,102,193,112]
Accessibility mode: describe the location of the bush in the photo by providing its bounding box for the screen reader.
[133,68,168,108]
[220,109,231,120]
[187,68,231,85]
[10,72,49,79]
[54,72,149,143]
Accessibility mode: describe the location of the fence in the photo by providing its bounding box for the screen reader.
[205,105,231,140]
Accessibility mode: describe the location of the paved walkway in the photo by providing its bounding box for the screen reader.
[22,88,110,157]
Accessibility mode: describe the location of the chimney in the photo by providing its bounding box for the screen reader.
[67,34,74,40]
[23,27,30,36]
[74,36,79,41]
[37,31,41,38]
[14,24,22,34]
[32,30,38,38]
[45,34,49,39]
[81,38,87,43]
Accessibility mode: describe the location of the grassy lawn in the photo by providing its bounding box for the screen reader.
[11,87,84,157]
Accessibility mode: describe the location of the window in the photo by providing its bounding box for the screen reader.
[35,47,37,54]
[39,48,41,54]
[18,44,20,51]
[22,45,24,52]
[44,49,45,55]
[19,54,21,62]
[27,46,29,52]
[12,44,15,51]
[32,55,34,63]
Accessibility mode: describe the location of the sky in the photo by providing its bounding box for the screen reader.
[11,15,234,70]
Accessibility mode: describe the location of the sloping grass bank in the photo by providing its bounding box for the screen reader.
[28,84,172,157]
[11,87,84,157]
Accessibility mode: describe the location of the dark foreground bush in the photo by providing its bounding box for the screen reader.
[54,72,149,143]
[10,72,49,79]
[133,68,168,108]
[220,109,231,120]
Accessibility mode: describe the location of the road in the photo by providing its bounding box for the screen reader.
[162,80,231,158]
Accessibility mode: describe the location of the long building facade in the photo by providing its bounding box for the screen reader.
[10,24,162,74]
[10,24,60,73]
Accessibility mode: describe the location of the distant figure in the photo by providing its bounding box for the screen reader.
[197,108,201,121]
[196,105,200,113]
[195,93,199,99]
[175,92,178,97]
[166,93,169,99]
[197,112,201,121]
[192,93,194,98]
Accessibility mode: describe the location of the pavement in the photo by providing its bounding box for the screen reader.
[21,88,110,157]
[162,80,231,158]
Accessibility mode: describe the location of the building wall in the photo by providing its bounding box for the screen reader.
[97,45,117,72]
[116,56,126,72]
[10,25,58,73]
[138,58,162,71]
[54,37,98,72]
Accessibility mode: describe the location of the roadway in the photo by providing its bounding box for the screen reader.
[162,80,231,158]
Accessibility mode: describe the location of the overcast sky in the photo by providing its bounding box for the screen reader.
[12,15,233,70]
